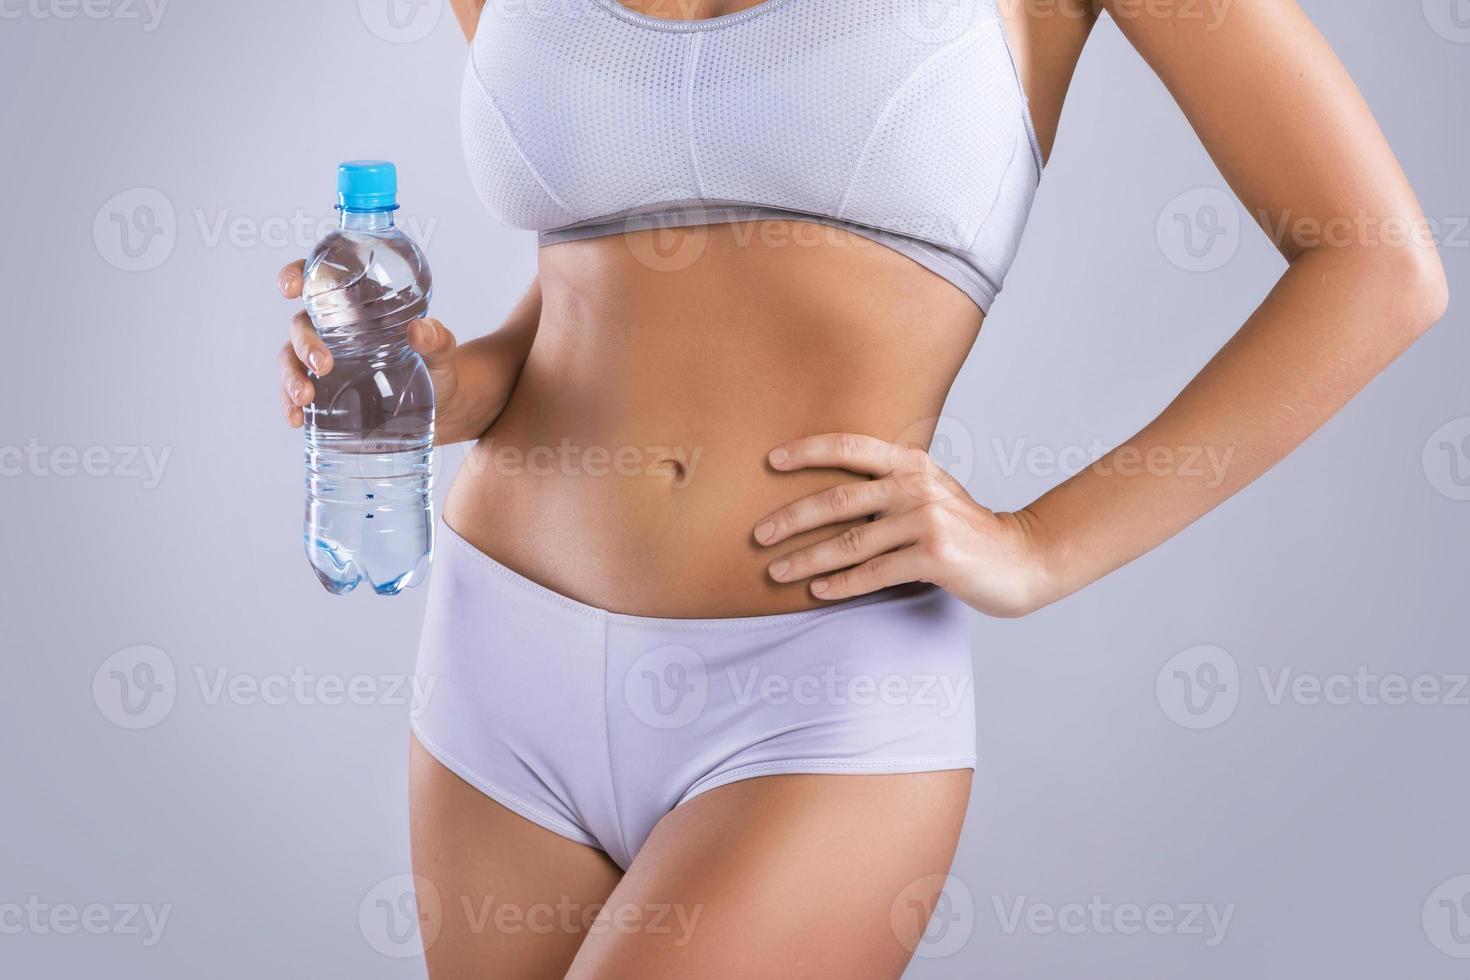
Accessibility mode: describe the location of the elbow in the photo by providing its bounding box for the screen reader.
[1387,237,1450,337]
[1329,234,1451,343]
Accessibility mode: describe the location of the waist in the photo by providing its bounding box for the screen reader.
[444,225,980,617]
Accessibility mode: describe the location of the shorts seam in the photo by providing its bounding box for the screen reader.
[677,754,979,806]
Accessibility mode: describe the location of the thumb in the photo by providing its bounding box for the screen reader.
[409,318,458,388]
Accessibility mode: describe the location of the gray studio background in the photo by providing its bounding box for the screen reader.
[2,1,1467,976]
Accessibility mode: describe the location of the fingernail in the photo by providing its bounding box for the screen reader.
[769,560,790,581]
[769,448,788,467]
[308,351,326,373]
[418,319,437,344]
[811,579,829,596]
[279,273,297,295]
[290,380,304,403]
[754,520,775,544]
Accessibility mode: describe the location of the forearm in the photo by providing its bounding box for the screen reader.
[1016,242,1447,609]
[436,279,541,445]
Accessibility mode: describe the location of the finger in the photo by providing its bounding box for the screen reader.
[409,318,459,400]
[767,509,925,585]
[768,432,923,478]
[278,343,314,407]
[810,546,928,601]
[408,318,457,371]
[290,311,332,376]
[754,478,895,546]
[280,383,304,428]
[278,259,306,299]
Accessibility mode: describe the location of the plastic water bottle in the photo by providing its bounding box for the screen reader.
[302,161,434,595]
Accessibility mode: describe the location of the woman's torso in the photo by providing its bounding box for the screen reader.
[445,0,1092,617]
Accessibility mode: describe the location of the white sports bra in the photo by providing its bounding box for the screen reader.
[461,0,1043,312]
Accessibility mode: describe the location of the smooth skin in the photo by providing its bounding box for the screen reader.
[277,0,1449,975]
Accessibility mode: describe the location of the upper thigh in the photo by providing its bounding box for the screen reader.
[409,734,624,980]
[566,769,974,980]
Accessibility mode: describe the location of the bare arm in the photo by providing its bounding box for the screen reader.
[1017,0,1449,606]
[754,0,1448,616]
[450,0,485,41]
[432,279,541,445]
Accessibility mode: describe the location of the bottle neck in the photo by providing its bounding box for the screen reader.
[339,208,395,232]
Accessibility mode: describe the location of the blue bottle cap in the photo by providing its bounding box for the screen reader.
[336,160,398,212]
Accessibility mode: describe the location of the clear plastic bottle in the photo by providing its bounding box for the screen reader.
[302,161,434,595]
